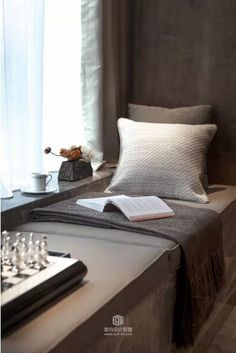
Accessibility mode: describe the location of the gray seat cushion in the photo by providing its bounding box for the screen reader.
[7,184,236,353]
[166,184,236,213]
[2,231,170,353]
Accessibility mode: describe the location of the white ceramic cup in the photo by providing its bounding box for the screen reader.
[31,173,52,191]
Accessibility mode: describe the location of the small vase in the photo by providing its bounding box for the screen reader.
[58,159,93,181]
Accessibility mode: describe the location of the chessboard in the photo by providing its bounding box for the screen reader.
[2,263,47,293]
[1,253,87,336]
[1,250,71,293]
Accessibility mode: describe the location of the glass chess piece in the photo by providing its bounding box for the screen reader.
[1,230,9,238]
[1,230,9,241]
[11,243,21,273]
[2,236,12,266]
[18,237,28,270]
[41,235,49,267]
[33,240,45,270]
[27,233,35,267]
[15,232,23,243]
[1,231,9,265]
[14,232,23,251]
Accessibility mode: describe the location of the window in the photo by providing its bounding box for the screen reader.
[1,0,92,190]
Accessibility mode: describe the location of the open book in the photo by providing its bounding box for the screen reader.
[76,195,175,222]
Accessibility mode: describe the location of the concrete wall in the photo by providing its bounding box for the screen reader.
[130,0,236,184]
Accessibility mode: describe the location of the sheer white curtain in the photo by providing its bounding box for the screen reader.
[81,0,103,169]
[42,0,85,172]
[0,0,44,190]
[1,0,103,191]
[43,0,103,172]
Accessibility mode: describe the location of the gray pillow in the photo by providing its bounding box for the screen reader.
[128,103,212,188]
[128,103,212,124]
[107,118,217,203]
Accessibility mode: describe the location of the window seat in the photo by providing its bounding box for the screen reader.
[1,168,113,230]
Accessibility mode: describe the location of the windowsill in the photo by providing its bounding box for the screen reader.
[1,168,114,230]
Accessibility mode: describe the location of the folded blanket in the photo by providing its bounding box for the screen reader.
[31,193,224,347]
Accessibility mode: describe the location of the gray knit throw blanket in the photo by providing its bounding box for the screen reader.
[31,192,225,347]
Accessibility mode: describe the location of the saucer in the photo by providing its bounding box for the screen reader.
[21,186,57,195]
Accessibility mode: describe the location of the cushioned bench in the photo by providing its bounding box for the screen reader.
[2,230,174,353]
[2,184,236,353]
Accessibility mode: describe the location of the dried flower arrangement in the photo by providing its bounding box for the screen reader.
[44,145,93,162]
[44,145,93,181]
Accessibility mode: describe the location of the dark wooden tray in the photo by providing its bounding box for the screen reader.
[1,255,87,335]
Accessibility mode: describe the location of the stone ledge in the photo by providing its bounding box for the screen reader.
[1,168,113,230]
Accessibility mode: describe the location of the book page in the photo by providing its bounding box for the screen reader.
[76,194,129,212]
[109,196,175,220]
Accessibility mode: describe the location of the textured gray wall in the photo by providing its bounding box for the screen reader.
[130,0,236,184]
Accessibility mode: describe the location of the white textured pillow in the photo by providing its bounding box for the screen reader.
[107,118,217,203]
[128,103,213,189]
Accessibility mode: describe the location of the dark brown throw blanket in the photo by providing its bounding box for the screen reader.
[31,193,225,347]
